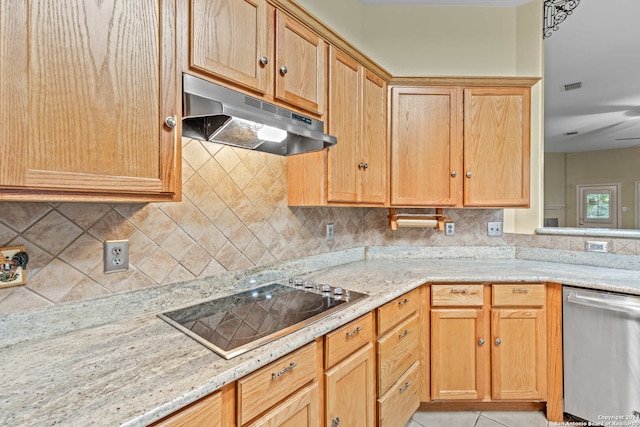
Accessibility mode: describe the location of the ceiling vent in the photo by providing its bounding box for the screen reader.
[562,81,583,92]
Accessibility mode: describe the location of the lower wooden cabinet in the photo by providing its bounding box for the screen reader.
[325,313,375,427]
[430,283,548,402]
[378,361,420,427]
[325,343,375,427]
[246,382,320,427]
[152,384,234,427]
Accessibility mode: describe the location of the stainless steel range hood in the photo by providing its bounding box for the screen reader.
[182,74,337,156]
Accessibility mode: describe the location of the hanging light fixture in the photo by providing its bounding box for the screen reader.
[543,0,581,39]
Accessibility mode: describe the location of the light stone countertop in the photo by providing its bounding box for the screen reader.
[1,248,640,427]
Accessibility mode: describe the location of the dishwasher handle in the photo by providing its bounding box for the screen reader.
[566,292,640,317]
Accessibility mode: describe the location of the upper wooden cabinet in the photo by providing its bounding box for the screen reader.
[190,0,269,94]
[463,87,531,207]
[0,0,180,202]
[390,87,463,207]
[389,80,536,208]
[190,0,325,116]
[327,47,387,204]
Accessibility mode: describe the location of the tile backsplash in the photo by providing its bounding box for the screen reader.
[0,138,637,314]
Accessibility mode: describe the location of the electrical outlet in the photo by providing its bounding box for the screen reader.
[445,222,455,236]
[104,240,129,273]
[326,223,334,241]
[586,241,608,253]
[487,221,503,237]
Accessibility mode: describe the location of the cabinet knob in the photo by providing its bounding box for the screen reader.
[495,338,502,345]
[260,56,269,66]
[332,417,340,427]
[466,171,473,178]
[478,338,485,346]
[451,171,457,177]
[358,162,365,170]
[280,65,288,75]
[363,163,369,170]
[164,116,177,129]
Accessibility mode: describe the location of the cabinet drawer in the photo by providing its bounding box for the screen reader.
[238,341,318,425]
[492,284,545,307]
[432,284,483,306]
[153,390,223,427]
[377,361,420,427]
[325,312,373,369]
[377,312,420,396]
[377,288,420,335]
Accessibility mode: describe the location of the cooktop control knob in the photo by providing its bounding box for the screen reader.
[304,280,315,288]
[321,284,331,293]
[333,287,344,295]
[294,278,304,287]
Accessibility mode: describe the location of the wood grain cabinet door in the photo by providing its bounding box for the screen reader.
[491,308,547,400]
[325,343,375,427]
[190,0,269,94]
[390,87,463,207]
[359,70,387,204]
[0,0,179,201]
[431,308,486,400]
[275,10,325,115]
[463,87,531,207]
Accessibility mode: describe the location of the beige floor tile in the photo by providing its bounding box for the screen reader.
[480,411,549,427]
[410,411,480,427]
[475,415,509,427]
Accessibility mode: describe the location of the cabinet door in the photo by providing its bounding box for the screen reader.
[491,308,547,400]
[191,0,269,94]
[275,10,325,115]
[431,308,485,400]
[325,343,375,427]
[390,87,463,206]
[247,382,320,427]
[359,70,387,204]
[463,87,531,207]
[328,47,360,203]
[0,0,178,201]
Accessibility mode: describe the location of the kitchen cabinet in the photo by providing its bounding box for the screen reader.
[430,283,547,401]
[152,384,235,427]
[237,340,321,426]
[190,0,269,94]
[376,289,421,427]
[389,80,536,208]
[324,313,375,427]
[327,47,387,204]
[0,0,180,202]
[189,0,325,116]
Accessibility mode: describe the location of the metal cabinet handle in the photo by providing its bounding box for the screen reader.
[358,162,365,170]
[495,338,502,345]
[332,417,340,427]
[346,326,362,337]
[398,298,409,306]
[399,382,411,393]
[164,116,177,129]
[272,362,297,379]
[450,288,468,294]
[280,65,288,75]
[451,171,457,177]
[466,171,472,178]
[398,329,410,339]
[260,56,268,65]
[478,338,485,346]
[363,163,369,170]
[512,288,529,294]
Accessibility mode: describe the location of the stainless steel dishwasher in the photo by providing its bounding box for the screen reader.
[563,286,640,425]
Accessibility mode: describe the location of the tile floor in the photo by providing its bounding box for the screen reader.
[406,410,554,427]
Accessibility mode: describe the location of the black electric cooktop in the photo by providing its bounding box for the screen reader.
[159,282,367,359]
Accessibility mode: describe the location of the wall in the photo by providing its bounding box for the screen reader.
[544,153,567,226]
[563,146,640,228]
